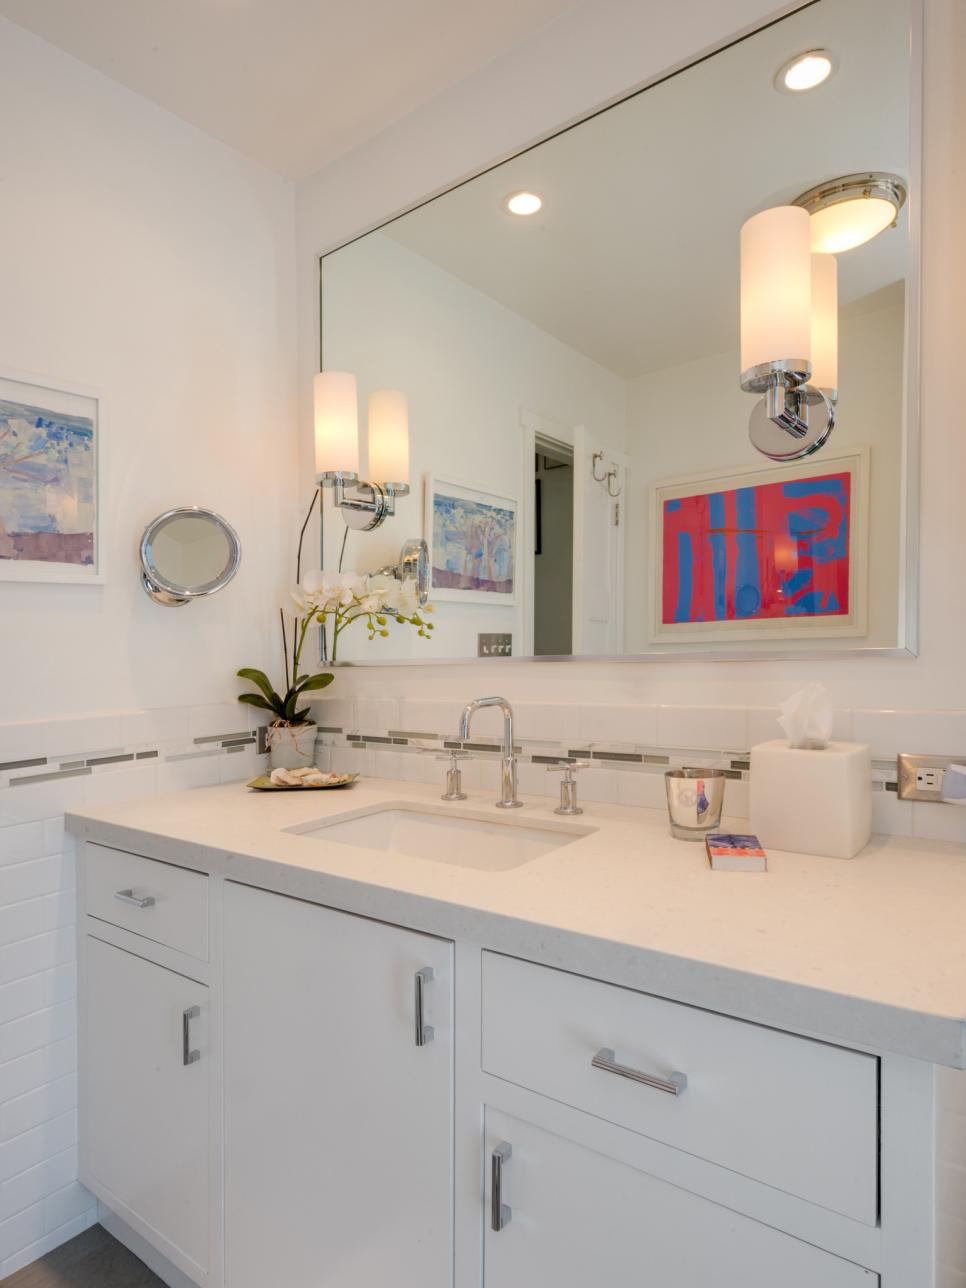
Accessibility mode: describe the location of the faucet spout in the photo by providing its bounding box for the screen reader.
[457,696,522,808]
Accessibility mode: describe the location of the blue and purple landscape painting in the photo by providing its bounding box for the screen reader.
[431,490,515,594]
[0,397,95,566]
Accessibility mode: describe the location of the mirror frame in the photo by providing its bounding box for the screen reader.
[316,0,923,665]
[139,506,242,608]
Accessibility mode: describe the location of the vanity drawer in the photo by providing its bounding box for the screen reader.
[481,952,878,1224]
[84,843,208,960]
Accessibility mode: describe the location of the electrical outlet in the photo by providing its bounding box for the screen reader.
[896,753,964,802]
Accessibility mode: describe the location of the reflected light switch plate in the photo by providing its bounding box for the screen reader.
[478,633,512,657]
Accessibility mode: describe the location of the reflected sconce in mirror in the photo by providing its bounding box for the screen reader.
[374,537,430,606]
[740,206,838,461]
[314,372,411,530]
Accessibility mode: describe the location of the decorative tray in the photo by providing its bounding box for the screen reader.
[246,773,359,792]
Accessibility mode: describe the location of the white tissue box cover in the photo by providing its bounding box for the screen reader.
[750,740,871,859]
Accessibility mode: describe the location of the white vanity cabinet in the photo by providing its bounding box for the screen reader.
[222,881,454,1288]
[482,1110,876,1287]
[83,939,210,1276]
[79,846,213,1285]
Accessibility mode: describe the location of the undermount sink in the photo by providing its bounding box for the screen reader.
[287,804,592,871]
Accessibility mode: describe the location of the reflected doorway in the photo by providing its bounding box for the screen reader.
[534,438,574,655]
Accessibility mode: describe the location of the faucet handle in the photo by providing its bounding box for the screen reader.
[438,749,471,801]
[547,760,590,815]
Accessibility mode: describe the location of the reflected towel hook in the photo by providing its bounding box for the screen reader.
[592,451,622,498]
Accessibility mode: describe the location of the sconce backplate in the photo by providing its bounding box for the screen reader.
[749,387,835,461]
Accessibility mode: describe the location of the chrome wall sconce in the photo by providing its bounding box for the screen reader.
[739,173,905,462]
[314,373,411,531]
[740,206,838,461]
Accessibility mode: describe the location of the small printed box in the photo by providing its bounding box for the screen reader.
[705,833,767,872]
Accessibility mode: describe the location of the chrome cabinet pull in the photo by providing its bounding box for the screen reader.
[114,888,155,908]
[591,1047,687,1096]
[414,967,434,1046]
[182,1005,201,1066]
[491,1142,512,1232]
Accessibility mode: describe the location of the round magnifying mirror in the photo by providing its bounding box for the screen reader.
[140,507,241,607]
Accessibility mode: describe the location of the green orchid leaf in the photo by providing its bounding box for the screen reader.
[236,668,282,708]
[293,672,335,695]
[237,693,276,713]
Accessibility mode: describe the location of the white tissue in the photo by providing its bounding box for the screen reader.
[777,682,834,750]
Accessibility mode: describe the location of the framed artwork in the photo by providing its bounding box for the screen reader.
[650,449,869,643]
[0,368,103,584]
[424,474,518,604]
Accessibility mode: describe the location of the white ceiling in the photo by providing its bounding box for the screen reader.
[0,0,576,178]
[378,0,911,376]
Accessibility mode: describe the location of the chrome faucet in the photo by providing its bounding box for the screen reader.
[458,696,522,809]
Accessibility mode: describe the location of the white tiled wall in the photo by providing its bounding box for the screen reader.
[0,704,266,1278]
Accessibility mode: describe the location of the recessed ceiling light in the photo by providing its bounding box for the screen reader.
[504,191,543,217]
[794,172,907,253]
[775,49,836,93]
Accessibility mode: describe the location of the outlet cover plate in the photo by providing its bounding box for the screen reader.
[897,752,964,802]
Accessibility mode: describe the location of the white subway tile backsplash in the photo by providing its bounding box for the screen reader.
[578,704,658,747]
[0,1112,76,1186]
[1,927,75,986]
[0,858,72,909]
[873,791,914,837]
[0,1042,75,1107]
[0,825,43,868]
[187,703,247,740]
[1,1146,76,1221]
[352,698,400,733]
[81,764,158,809]
[156,756,222,795]
[41,820,63,858]
[119,707,190,746]
[0,978,46,1027]
[0,1200,45,1262]
[41,717,122,759]
[1,779,86,829]
[616,770,667,811]
[656,705,748,751]
[0,1074,76,1143]
[0,902,45,950]
[912,803,966,845]
[853,710,966,759]
[42,1179,91,1234]
[0,1002,75,1064]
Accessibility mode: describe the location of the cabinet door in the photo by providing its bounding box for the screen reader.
[83,936,209,1278]
[484,1110,877,1288]
[224,882,453,1288]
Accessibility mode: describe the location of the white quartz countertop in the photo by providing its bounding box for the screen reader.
[66,777,966,1068]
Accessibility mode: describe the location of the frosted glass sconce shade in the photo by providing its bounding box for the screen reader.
[314,371,359,480]
[809,254,838,396]
[740,205,813,380]
[367,390,410,487]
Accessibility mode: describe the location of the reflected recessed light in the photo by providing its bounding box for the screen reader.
[775,49,836,93]
[794,172,907,253]
[504,191,543,216]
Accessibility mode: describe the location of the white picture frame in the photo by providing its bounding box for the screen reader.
[424,474,518,605]
[649,448,869,644]
[0,365,104,585]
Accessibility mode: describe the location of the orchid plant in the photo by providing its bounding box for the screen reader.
[294,570,434,662]
[236,570,433,728]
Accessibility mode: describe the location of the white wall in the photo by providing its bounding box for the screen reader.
[0,19,293,1274]
[0,19,297,723]
[296,0,966,717]
[320,231,624,660]
[624,285,905,652]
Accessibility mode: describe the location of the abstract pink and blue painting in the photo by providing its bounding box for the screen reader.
[0,394,96,569]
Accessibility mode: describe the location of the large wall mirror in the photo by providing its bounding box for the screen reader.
[319,0,918,663]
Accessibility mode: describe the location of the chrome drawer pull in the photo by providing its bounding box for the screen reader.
[491,1142,512,1232]
[183,1006,201,1066]
[114,888,155,908]
[591,1047,687,1096]
[414,967,435,1047]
